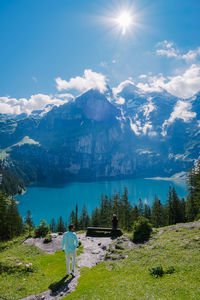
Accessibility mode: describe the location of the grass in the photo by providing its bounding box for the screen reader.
[65,223,200,300]
[0,235,83,299]
[1,224,200,299]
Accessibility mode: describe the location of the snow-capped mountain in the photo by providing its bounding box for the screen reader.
[0,85,199,185]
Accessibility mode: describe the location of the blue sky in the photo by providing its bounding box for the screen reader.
[0,0,200,114]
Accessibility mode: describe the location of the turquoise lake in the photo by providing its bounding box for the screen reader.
[16,178,188,225]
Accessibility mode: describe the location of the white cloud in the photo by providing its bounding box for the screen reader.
[112,79,135,97]
[168,100,196,123]
[165,64,200,98]
[139,74,147,79]
[156,40,179,58]
[55,69,107,94]
[157,48,178,58]
[141,101,156,120]
[137,73,166,93]
[156,40,200,62]
[115,96,125,105]
[129,117,156,136]
[182,47,200,62]
[100,61,108,68]
[157,40,174,49]
[0,93,71,115]
[137,64,200,98]
[162,100,196,136]
[55,93,74,100]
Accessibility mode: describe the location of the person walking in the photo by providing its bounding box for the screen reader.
[62,224,79,276]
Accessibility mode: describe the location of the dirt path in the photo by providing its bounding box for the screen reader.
[22,233,113,300]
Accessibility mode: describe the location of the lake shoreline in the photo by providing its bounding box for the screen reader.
[16,177,188,226]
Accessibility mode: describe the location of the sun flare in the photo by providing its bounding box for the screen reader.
[117,11,132,35]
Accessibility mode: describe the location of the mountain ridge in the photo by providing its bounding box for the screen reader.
[0,86,199,185]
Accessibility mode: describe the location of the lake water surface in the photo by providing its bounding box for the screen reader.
[16,178,187,225]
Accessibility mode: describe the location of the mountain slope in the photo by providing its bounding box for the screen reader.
[0,87,199,184]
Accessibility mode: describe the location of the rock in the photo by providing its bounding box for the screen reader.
[50,233,57,238]
[101,245,107,250]
[92,250,100,254]
[98,242,101,246]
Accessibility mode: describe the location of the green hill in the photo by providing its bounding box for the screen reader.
[0,222,200,299]
[66,222,200,300]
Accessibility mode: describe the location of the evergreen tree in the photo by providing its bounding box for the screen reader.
[35,219,49,237]
[79,205,90,229]
[69,210,76,225]
[151,196,164,227]
[50,218,57,232]
[57,216,66,233]
[99,194,111,227]
[0,192,24,241]
[91,207,100,227]
[0,191,8,241]
[180,198,186,223]
[7,198,24,239]
[24,210,34,234]
[186,163,200,220]
[166,186,183,225]
[132,205,139,222]
[138,198,144,216]
[144,203,151,219]
[112,192,120,216]
[122,187,132,231]
[75,204,79,230]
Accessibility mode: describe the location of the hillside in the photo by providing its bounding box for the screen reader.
[0,163,25,196]
[0,222,200,299]
[0,87,200,185]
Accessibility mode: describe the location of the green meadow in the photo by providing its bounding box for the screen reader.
[0,223,200,300]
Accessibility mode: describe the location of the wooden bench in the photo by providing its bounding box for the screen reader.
[86,227,122,237]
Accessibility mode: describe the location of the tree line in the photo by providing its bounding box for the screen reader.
[1,158,200,241]
[65,186,186,231]
[0,191,24,241]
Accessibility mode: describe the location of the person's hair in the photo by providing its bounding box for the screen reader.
[69,224,74,231]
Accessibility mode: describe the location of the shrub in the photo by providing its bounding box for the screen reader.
[194,213,200,221]
[0,262,34,274]
[34,219,49,238]
[43,234,52,244]
[115,244,125,250]
[149,266,164,278]
[133,216,152,243]
[165,266,175,274]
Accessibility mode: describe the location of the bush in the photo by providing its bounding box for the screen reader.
[115,244,125,250]
[165,266,175,274]
[194,213,200,221]
[133,216,152,243]
[0,262,34,274]
[43,234,52,244]
[149,266,164,278]
[34,219,49,238]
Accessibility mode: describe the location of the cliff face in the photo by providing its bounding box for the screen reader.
[0,88,199,184]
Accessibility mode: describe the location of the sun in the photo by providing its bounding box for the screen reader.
[117,11,132,35]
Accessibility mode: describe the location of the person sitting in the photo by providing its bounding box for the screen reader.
[62,223,79,277]
[112,214,118,230]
